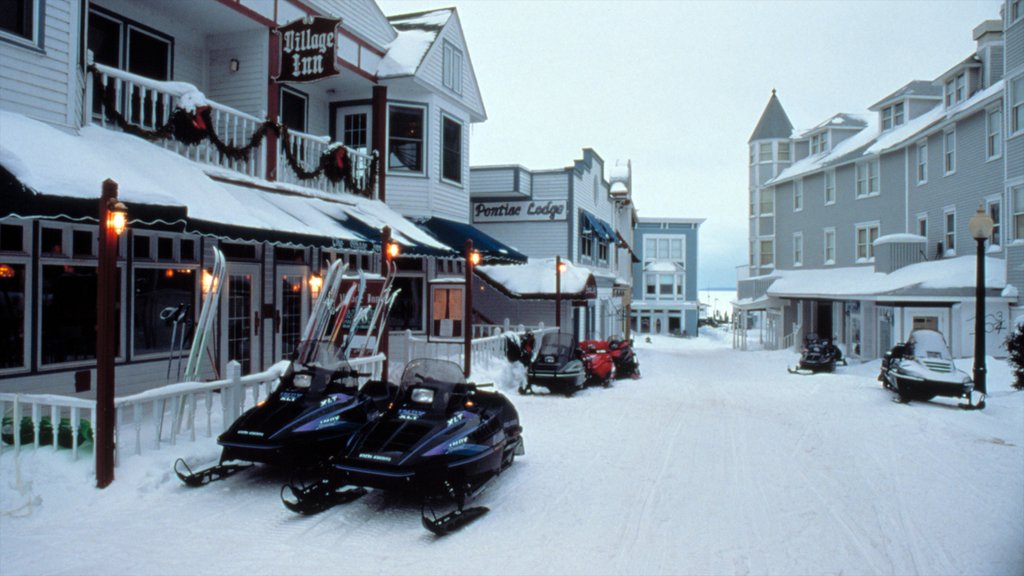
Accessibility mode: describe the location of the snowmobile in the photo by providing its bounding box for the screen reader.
[505,330,535,367]
[878,329,973,404]
[787,334,846,375]
[578,340,615,386]
[281,358,525,535]
[520,332,586,396]
[607,336,640,379]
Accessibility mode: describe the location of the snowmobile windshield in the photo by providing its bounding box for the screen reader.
[538,333,576,363]
[907,330,952,360]
[400,359,466,391]
[298,337,347,368]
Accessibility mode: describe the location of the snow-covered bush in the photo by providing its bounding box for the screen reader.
[1006,321,1024,390]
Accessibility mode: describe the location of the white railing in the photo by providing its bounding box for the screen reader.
[87,62,266,179]
[782,323,802,351]
[276,130,377,197]
[0,353,386,470]
[401,324,558,373]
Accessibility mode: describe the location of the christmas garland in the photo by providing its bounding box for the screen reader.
[89,66,378,197]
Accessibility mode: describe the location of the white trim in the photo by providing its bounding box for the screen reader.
[792,231,803,267]
[942,126,956,176]
[915,140,928,185]
[943,206,957,256]
[916,211,928,239]
[438,110,464,187]
[793,178,803,212]
[854,220,880,262]
[823,169,836,206]
[986,107,1002,161]
[823,227,836,266]
[386,102,428,177]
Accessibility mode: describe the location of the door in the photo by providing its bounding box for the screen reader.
[276,266,308,362]
[221,264,260,374]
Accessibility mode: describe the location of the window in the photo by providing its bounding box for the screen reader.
[823,228,835,265]
[793,179,803,212]
[41,265,122,365]
[280,87,308,132]
[793,232,803,267]
[0,0,38,44]
[441,115,462,184]
[0,223,25,252]
[1014,186,1024,241]
[955,73,966,102]
[777,142,790,162]
[917,214,928,238]
[1012,76,1024,135]
[133,268,195,357]
[916,141,928,184]
[670,238,683,260]
[442,41,462,95]
[645,274,656,295]
[855,160,879,198]
[882,103,904,130]
[759,240,774,267]
[759,189,774,215]
[581,227,593,259]
[431,286,464,338]
[945,78,954,107]
[388,106,424,173]
[810,132,829,155]
[750,145,755,165]
[343,113,367,151]
[759,142,772,162]
[388,276,424,331]
[987,199,1001,247]
[598,240,609,262]
[824,169,835,205]
[0,262,26,369]
[855,222,879,261]
[1013,0,1022,22]
[945,73,966,107]
[943,128,956,174]
[987,109,1002,160]
[944,209,956,254]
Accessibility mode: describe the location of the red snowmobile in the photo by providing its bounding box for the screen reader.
[578,340,615,387]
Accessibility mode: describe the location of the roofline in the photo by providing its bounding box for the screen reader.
[637,217,706,225]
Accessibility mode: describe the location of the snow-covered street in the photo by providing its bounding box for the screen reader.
[2,329,1022,576]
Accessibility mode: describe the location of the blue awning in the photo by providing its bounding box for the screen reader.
[581,210,615,241]
[413,217,528,264]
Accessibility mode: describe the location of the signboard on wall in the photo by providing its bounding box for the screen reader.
[274,16,340,83]
[472,200,567,223]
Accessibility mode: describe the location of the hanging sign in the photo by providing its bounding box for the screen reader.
[274,16,340,83]
[472,200,567,223]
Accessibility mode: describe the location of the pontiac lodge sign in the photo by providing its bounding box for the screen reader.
[274,16,340,83]
[472,200,568,223]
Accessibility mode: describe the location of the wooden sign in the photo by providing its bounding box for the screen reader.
[274,16,340,83]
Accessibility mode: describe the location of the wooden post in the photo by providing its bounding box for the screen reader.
[266,30,280,181]
[381,226,391,381]
[372,85,388,202]
[96,179,119,488]
[555,255,562,331]
[464,239,474,377]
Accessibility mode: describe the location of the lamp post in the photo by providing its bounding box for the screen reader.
[968,205,994,409]
[464,240,480,377]
[97,179,127,488]
[381,226,397,382]
[555,256,566,331]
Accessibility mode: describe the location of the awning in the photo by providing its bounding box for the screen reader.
[476,258,597,300]
[414,217,528,264]
[581,210,615,241]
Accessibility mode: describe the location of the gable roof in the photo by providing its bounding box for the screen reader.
[749,90,794,143]
[377,8,453,78]
[869,80,942,111]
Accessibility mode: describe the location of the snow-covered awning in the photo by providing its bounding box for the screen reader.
[413,216,528,264]
[0,110,449,255]
[581,210,615,241]
[476,258,597,300]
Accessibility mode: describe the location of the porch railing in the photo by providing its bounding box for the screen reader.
[85,60,377,198]
[401,325,558,375]
[0,353,385,470]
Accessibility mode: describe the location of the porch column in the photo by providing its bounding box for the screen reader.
[372,85,388,202]
[266,30,280,181]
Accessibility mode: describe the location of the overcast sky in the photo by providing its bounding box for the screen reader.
[380,0,1004,288]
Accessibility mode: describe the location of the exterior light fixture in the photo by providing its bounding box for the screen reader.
[309,274,323,299]
[229,58,240,72]
[202,269,215,295]
[469,250,481,266]
[106,200,127,236]
[386,241,400,260]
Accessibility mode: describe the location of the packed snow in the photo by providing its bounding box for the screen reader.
[1,328,1021,575]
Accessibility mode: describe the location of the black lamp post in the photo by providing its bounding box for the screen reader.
[555,256,566,331]
[968,204,994,409]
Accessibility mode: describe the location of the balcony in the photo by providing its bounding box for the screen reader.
[86,62,377,198]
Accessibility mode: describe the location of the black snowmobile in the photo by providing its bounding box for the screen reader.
[174,349,392,486]
[520,332,586,396]
[281,358,524,535]
[787,334,846,375]
[607,336,640,379]
[878,329,974,405]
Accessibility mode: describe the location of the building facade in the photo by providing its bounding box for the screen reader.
[631,217,704,337]
[469,150,637,340]
[736,4,1024,360]
[0,0,526,394]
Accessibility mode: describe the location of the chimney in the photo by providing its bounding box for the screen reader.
[973,19,1004,86]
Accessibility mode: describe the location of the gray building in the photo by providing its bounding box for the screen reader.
[631,218,704,337]
[737,4,1023,360]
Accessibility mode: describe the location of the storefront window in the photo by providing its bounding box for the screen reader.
[0,263,26,369]
[133,268,195,357]
[280,275,303,359]
[431,286,463,338]
[389,276,424,331]
[41,265,121,365]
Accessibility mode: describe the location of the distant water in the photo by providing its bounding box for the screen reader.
[698,289,737,318]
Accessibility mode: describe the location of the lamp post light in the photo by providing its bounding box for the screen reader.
[968,204,994,409]
[97,179,127,488]
[464,240,480,377]
[381,226,397,381]
[555,256,567,331]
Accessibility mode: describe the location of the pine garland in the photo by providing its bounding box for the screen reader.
[89,66,379,196]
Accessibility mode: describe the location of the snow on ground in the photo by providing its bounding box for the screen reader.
[2,329,1022,575]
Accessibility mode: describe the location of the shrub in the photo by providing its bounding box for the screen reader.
[1007,322,1024,390]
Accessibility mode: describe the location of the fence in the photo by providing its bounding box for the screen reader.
[0,354,385,471]
[399,323,558,376]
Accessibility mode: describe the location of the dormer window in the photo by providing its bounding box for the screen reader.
[809,132,829,155]
[945,72,966,107]
[882,102,904,130]
[442,41,463,95]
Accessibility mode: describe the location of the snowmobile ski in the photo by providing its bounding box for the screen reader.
[280,478,367,515]
[421,504,490,536]
[174,457,252,487]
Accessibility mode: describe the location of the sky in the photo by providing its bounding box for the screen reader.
[379,0,1004,288]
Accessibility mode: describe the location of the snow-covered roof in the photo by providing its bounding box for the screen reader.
[766,255,1006,300]
[609,164,629,184]
[0,110,446,252]
[476,258,593,297]
[771,114,879,184]
[873,233,927,246]
[805,113,868,133]
[377,9,452,78]
[868,80,942,111]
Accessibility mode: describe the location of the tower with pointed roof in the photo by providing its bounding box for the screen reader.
[747,90,794,277]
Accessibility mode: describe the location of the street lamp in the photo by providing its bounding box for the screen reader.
[968,204,994,409]
[464,240,480,377]
[380,226,396,381]
[555,256,566,331]
[97,179,127,488]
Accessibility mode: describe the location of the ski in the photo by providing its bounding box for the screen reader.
[296,260,347,365]
[183,247,226,382]
[174,457,252,487]
[280,478,367,515]
[421,505,490,536]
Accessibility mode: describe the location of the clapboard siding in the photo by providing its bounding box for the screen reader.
[468,167,516,195]
[473,221,568,259]
[206,30,268,119]
[413,13,485,121]
[0,0,75,127]
[309,0,395,50]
